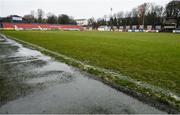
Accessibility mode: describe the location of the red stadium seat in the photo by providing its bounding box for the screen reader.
[38,24,51,29]
[2,23,14,30]
[61,25,81,30]
[15,23,39,30]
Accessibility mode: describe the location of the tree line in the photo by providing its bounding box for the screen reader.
[23,9,77,25]
[88,0,180,29]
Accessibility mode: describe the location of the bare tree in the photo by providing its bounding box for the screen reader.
[138,3,151,28]
[117,11,124,19]
[37,9,44,23]
[47,13,58,24]
[30,10,35,18]
[23,14,35,23]
[88,17,95,26]
[23,10,36,23]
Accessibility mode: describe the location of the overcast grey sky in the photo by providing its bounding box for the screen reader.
[0,0,171,19]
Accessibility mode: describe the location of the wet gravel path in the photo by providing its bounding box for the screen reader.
[0,35,166,114]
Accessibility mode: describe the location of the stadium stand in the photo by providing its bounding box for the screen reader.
[2,23,14,30]
[49,25,60,30]
[61,25,81,31]
[15,23,39,30]
[1,23,81,31]
[38,24,51,30]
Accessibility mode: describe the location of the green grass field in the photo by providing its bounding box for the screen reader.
[1,31,180,95]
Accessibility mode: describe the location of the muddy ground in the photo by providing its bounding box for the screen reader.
[0,36,166,114]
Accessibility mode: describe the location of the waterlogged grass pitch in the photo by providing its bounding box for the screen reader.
[1,31,180,95]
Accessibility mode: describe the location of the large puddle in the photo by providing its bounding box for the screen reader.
[0,35,166,114]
